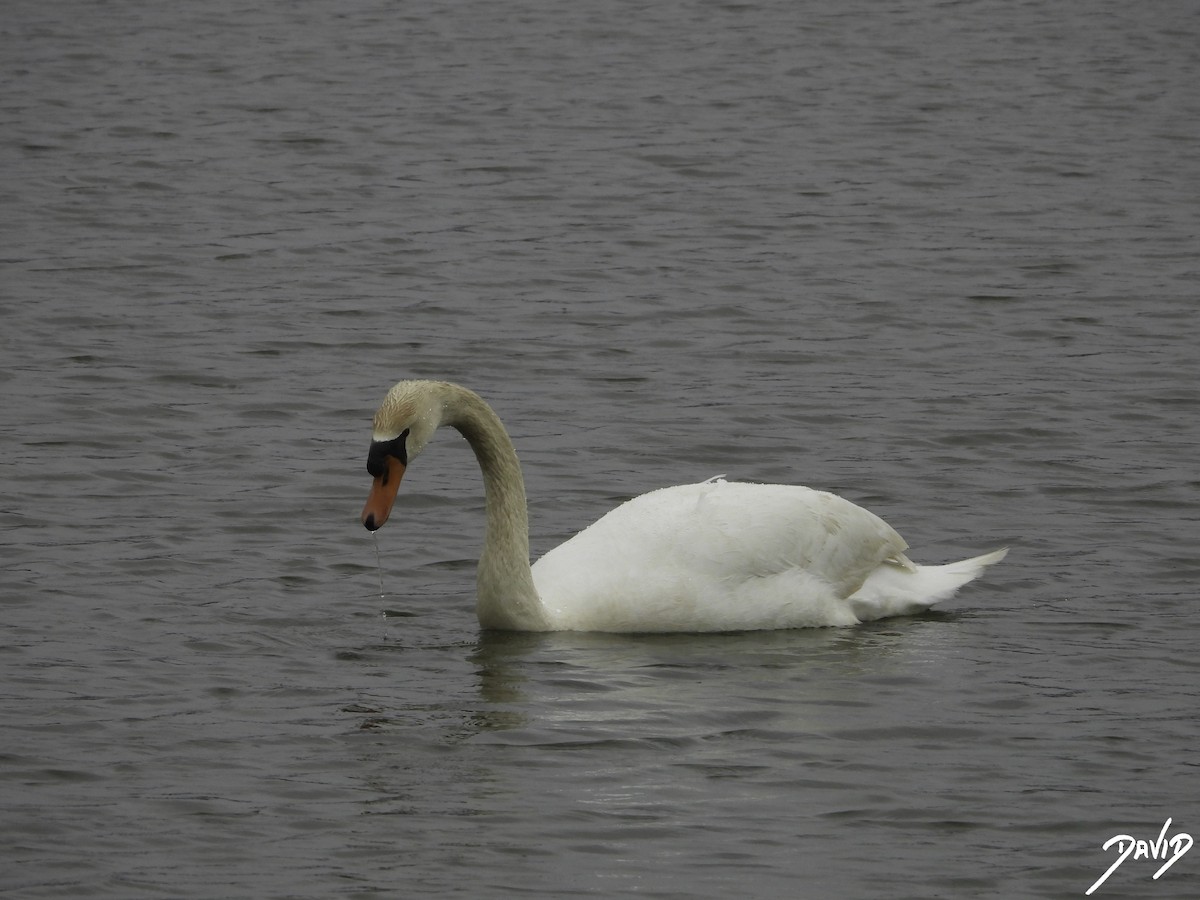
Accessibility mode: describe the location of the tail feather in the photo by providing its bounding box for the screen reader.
[850,547,1008,623]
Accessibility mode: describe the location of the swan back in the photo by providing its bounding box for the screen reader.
[531,479,912,632]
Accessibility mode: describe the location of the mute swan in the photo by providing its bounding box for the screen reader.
[361,380,1006,632]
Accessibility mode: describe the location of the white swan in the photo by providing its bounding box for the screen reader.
[361,380,1006,632]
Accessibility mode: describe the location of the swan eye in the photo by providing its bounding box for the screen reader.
[366,428,410,478]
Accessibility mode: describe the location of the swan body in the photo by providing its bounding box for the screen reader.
[361,380,1006,633]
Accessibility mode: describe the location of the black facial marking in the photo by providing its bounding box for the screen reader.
[366,428,410,480]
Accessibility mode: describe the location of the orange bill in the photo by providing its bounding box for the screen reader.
[361,456,406,531]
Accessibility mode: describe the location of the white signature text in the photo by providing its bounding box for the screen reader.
[1086,818,1192,895]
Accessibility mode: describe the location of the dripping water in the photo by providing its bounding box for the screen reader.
[371,531,385,601]
[371,531,390,641]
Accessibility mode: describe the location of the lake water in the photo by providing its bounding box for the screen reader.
[3,0,1198,897]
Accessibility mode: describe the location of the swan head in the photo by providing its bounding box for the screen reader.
[361,380,443,531]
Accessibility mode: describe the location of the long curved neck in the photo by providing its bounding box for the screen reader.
[439,385,549,630]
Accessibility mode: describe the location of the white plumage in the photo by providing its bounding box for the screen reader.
[533,479,1005,632]
[361,381,1006,632]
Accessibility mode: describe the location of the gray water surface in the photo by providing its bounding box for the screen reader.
[3,1,1199,897]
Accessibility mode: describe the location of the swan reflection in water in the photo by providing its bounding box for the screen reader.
[348,603,979,739]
